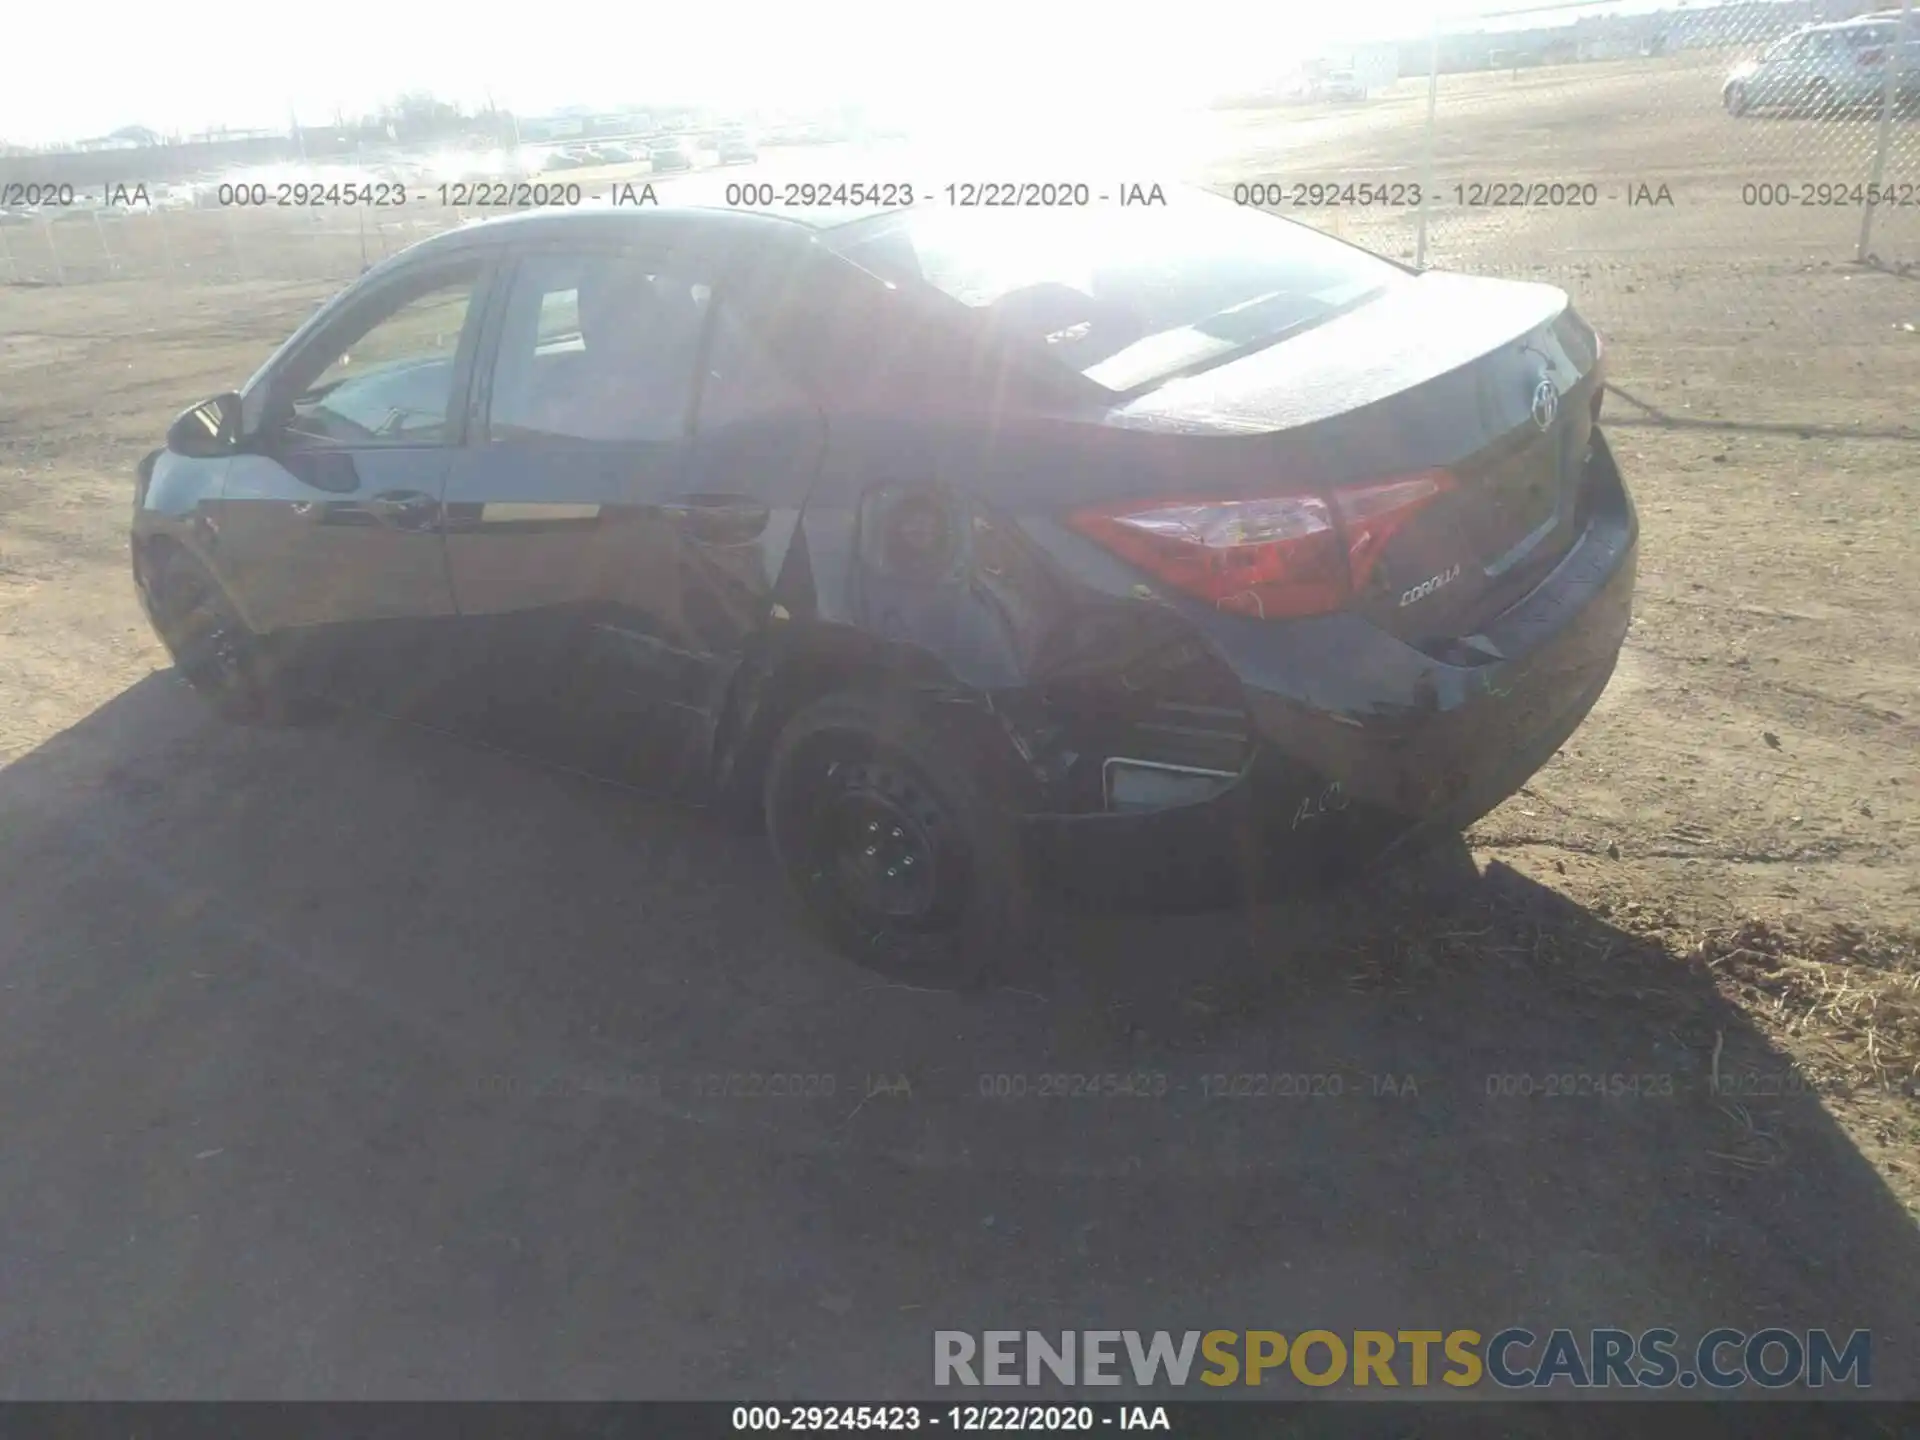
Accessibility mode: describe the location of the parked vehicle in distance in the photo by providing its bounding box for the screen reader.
[717,134,759,164]
[650,140,693,172]
[132,189,1635,986]
[1724,19,1920,115]
[1315,70,1369,101]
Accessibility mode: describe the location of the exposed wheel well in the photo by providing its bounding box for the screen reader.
[711,627,1015,821]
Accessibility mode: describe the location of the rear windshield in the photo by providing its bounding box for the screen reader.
[824,190,1405,394]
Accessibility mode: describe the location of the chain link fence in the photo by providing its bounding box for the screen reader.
[0,202,463,289]
[1198,0,1918,426]
[1412,3,1915,289]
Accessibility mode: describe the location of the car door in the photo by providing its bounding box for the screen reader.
[1753,34,1806,105]
[438,245,704,774]
[438,243,824,788]
[215,254,496,711]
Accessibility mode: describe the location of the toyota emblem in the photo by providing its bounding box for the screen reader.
[1530,377,1559,432]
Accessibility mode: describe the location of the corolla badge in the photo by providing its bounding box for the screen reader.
[1399,563,1461,607]
[1531,376,1559,431]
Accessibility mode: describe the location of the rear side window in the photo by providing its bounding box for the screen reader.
[487,252,709,443]
[825,190,1404,395]
[695,302,814,433]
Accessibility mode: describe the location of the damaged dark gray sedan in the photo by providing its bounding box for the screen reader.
[131,189,1636,983]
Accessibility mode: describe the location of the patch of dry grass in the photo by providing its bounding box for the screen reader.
[1693,918,1920,1096]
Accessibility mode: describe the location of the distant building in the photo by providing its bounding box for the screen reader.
[522,115,587,140]
[73,125,161,152]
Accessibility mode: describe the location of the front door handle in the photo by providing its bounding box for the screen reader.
[660,494,770,543]
[367,489,441,531]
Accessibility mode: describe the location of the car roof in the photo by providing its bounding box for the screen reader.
[1806,17,1899,32]
[395,201,894,265]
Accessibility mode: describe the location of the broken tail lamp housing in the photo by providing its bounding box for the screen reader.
[1068,471,1456,620]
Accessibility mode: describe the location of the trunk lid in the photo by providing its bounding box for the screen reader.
[1103,270,1603,643]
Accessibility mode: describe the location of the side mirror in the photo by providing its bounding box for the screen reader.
[166,392,243,458]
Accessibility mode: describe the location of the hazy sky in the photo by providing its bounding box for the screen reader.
[4,0,1682,144]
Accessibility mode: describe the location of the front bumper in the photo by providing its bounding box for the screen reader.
[1023,432,1638,905]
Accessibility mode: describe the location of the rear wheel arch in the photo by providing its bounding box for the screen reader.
[712,624,1031,818]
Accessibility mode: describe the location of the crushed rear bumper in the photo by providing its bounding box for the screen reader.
[1022,432,1638,906]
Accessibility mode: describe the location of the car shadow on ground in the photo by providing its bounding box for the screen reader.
[0,672,1914,1422]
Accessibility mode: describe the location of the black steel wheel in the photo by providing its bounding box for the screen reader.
[764,690,1033,987]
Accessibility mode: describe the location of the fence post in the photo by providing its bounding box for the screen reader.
[226,205,247,280]
[91,208,114,277]
[43,218,65,285]
[158,206,176,278]
[1857,0,1914,263]
[1417,14,1440,270]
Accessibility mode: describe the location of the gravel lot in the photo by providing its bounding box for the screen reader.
[2,53,1916,1405]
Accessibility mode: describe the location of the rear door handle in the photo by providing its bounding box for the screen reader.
[660,494,769,543]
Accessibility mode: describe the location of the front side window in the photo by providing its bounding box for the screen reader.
[284,269,479,445]
[826,189,1403,395]
[488,252,710,443]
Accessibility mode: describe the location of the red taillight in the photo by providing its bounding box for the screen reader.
[1068,471,1454,621]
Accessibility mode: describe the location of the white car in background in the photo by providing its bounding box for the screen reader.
[1724,18,1920,115]
[1311,70,1369,102]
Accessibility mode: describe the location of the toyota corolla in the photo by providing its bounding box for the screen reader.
[131,188,1636,985]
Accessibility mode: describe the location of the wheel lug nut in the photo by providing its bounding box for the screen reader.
[865,845,878,856]
[891,827,903,839]
[902,856,914,867]
[867,821,879,833]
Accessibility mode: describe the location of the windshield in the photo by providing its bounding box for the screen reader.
[825,191,1405,394]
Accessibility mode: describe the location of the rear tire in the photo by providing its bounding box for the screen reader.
[1724,82,1749,116]
[149,548,313,726]
[763,690,1034,989]
[1804,79,1836,117]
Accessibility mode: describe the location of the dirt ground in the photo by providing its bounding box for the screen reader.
[2,53,1917,1405]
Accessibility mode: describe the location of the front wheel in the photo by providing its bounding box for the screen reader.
[148,547,313,726]
[763,690,1034,988]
